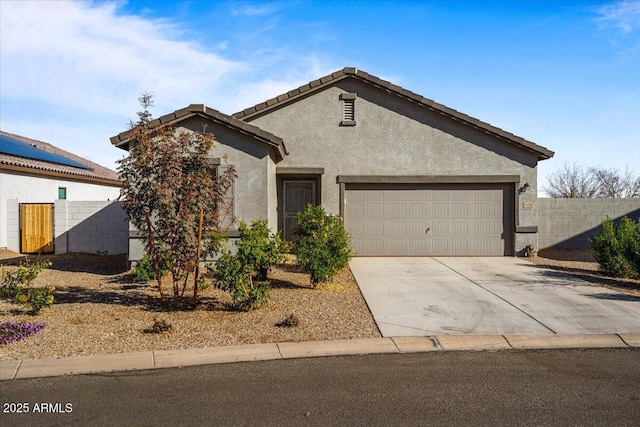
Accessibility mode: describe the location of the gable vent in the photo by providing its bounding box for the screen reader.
[343,99,354,121]
[339,93,357,126]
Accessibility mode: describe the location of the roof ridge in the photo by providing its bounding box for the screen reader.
[232,67,554,160]
[110,104,287,159]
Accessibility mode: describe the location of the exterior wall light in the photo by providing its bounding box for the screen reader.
[518,183,530,195]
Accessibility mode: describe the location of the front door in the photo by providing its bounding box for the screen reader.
[283,180,316,241]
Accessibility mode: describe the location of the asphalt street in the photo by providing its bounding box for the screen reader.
[2,348,640,426]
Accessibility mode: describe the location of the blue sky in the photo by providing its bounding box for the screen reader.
[1,0,639,194]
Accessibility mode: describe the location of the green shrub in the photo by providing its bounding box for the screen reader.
[133,254,169,283]
[1,259,51,289]
[206,220,283,310]
[621,217,640,276]
[0,259,54,314]
[294,205,354,285]
[208,250,270,311]
[0,280,18,299]
[590,217,639,278]
[235,283,270,311]
[14,286,55,314]
[236,220,285,280]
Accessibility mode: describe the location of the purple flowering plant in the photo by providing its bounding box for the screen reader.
[0,320,45,345]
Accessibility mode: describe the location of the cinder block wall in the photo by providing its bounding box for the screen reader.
[538,198,640,249]
[128,231,238,267]
[54,200,128,255]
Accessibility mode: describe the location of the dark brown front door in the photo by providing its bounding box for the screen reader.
[282,180,316,241]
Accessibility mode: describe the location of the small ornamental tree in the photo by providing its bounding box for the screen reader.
[118,94,236,299]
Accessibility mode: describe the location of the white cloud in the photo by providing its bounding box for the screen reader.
[231,3,279,16]
[0,0,242,116]
[0,1,335,170]
[226,55,339,113]
[596,0,640,33]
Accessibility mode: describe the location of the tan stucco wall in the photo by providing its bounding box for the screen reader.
[180,116,278,230]
[248,79,542,253]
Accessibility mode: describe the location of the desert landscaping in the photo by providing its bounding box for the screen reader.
[1,247,639,362]
[0,249,380,361]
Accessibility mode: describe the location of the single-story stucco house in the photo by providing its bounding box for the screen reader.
[111,67,553,260]
[1,130,122,253]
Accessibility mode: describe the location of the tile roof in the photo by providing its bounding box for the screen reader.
[110,104,288,160]
[233,67,554,160]
[0,130,120,185]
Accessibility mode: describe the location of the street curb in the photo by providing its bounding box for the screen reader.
[504,334,629,350]
[2,333,638,380]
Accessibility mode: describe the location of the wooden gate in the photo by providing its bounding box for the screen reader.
[21,203,54,253]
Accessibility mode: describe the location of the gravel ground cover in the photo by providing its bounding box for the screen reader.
[527,248,640,297]
[3,247,639,362]
[0,250,380,361]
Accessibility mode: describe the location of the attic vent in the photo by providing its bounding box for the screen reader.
[343,99,354,120]
[339,93,357,126]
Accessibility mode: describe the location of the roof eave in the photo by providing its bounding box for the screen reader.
[110,105,288,160]
[233,67,554,161]
[1,130,119,180]
[0,163,122,187]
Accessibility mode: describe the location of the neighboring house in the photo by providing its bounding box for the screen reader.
[0,130,122,253]
[111,67,553,259]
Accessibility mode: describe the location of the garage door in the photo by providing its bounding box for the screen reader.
[345,183,513,256]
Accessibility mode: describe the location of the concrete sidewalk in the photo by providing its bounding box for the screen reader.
[2,333,639,381]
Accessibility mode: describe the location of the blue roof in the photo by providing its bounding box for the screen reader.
[0,134,93,170]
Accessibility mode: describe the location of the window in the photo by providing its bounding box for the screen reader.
[215,165,235,230]
[58,187,67,200]
[340,93,357,126]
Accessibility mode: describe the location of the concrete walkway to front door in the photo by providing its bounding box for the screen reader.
[349,257,640,336]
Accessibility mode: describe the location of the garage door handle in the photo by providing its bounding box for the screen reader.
[426,227,430,234]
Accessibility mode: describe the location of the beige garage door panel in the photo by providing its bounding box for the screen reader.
[345,184,513,256]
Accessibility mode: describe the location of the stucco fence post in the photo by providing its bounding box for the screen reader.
[4,199,20,252]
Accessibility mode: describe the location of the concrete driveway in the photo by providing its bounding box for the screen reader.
[349,257,640,336]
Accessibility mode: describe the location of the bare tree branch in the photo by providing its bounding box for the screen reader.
[591,165,640,198]
[544,163,598,198]
[621,166,640,198]
[591,166,621,198]
[545,163,640,198]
